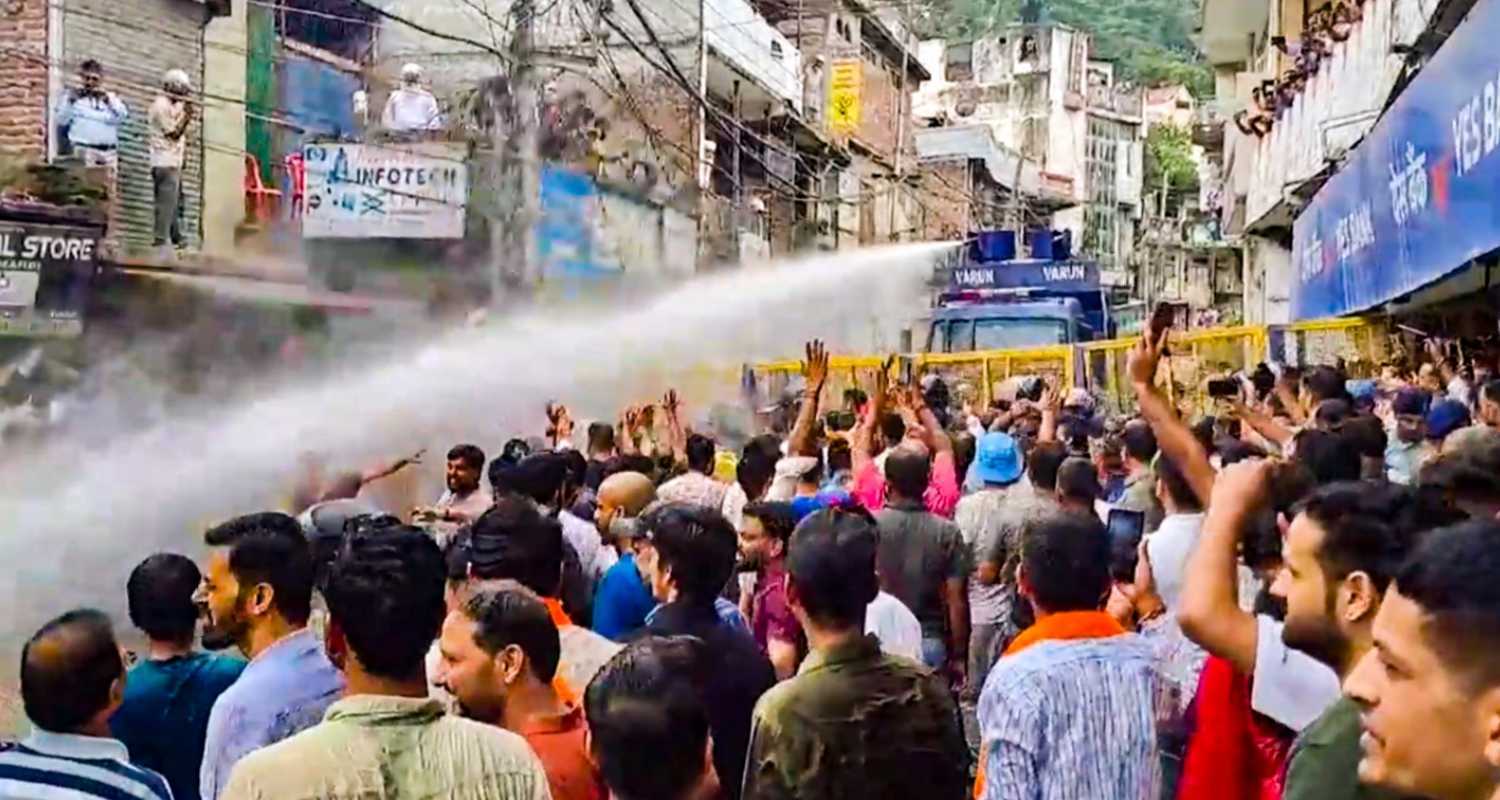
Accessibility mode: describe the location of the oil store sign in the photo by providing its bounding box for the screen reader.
[0,222,100,338]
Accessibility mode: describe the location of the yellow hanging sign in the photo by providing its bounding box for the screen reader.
[827,58,862,134]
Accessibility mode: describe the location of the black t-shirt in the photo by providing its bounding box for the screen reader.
[644,601,776,800]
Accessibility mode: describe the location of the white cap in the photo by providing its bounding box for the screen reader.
[401,63,423,80]
[164,68,191,90]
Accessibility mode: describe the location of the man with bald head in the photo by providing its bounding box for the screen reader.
[592,472,659,640]
[0,610,173,800]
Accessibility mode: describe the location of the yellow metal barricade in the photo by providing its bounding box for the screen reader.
[748,318,1405,418]
[1273,318,1391,377]
[751,355,891,408]
[1082,337,1139,414]
[917,347,1073,407]
[1082,327,1269,417]
[753,348,1074,410]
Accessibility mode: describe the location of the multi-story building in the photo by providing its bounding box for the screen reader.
[912,24,1142,283]
[1,0,238,256]
[1197,0,1495,325]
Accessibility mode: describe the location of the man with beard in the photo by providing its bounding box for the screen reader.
[738,501,803,679]
[195,513,343,800]
[1181,464,1461,800]
[112,554,245,800]
[220,528,549,800]
[1272,480,1463,800]
[414,444,492,542]
[436,582,608,800]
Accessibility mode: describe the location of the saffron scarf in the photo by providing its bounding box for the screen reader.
[973,611,1128,798]
[542,598,579,706]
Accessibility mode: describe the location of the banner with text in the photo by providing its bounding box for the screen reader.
[303,143,469,239]
[828,59,862,135]
[1292,0,1500,320]
[0,222,100,338]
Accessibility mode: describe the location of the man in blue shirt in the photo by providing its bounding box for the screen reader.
[592,472,658,640]
[54,59,129,167]
[593,522,658,640]
[112,554,246,800]
[195,512,344,800]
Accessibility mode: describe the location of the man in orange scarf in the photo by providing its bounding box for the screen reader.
[973,511,1161,800]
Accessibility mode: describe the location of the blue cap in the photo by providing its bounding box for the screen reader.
[1426,399,1472,440]
[1393,387,1432,417]
[1346,380,1376,402]
[974,432,1023,485]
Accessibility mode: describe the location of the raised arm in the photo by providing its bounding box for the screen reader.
[617,406,640,457]
[360,448,424,486]
[851,358,892,474]
[1037,382,1060,444]
[1178,460,1272,674]
[788,340,829,458]
[1128,329,1216,507]
[909,385,952,458]
[1230,398,1293,449]
[662,390,688,465]
[1274,373,1308,426]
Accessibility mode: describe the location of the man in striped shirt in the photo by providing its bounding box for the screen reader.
[0,609,173,800]
[976,512,1163,800]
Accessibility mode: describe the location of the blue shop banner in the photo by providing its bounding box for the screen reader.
[1292,0,1500,320]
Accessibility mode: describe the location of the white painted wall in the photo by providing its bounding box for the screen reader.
[1046,28,1087,203]
[704,0,803,109]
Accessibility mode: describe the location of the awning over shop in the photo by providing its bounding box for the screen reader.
[1291,0,1500,321]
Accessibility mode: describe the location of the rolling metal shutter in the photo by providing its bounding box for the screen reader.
[62,0,206,254]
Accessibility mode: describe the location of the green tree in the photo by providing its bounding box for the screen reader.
[1144,123,1200,196]
[921,0,1213,97]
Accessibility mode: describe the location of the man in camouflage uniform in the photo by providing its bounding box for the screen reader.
[742,506,967,800]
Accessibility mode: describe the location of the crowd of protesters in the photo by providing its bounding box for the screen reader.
[7,326,1500,800]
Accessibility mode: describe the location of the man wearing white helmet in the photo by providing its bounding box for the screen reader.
[149,68,194,255]
[382,63,444,133]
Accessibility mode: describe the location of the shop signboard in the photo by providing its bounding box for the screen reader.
[0,221,99,338]
[1292,0,1500,319]
[303,143,468,239]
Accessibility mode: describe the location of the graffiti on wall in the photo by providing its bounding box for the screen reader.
[538,164,695,280]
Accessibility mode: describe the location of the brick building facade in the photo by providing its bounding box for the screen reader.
[0,0,50,161]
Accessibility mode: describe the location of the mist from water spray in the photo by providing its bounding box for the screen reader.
[0,242,950,648]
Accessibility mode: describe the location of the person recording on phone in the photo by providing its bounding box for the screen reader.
[55,59,129,167]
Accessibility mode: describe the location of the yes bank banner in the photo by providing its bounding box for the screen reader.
[1292,0,1500,320]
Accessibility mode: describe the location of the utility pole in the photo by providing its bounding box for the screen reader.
[492,0,540,304]
[889,0,910,242]
[514,0,540,291]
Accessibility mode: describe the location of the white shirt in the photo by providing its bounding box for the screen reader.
[1145,512,1206,613]
[766,456,818,502]
[560,509,615,582]
[865,590,923,662]
[382,87,444,131]
[721,481,750,531]
[1251,614,1342,732]
[148,95,188,168]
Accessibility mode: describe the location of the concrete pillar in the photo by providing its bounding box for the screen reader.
[201,0,248,256]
